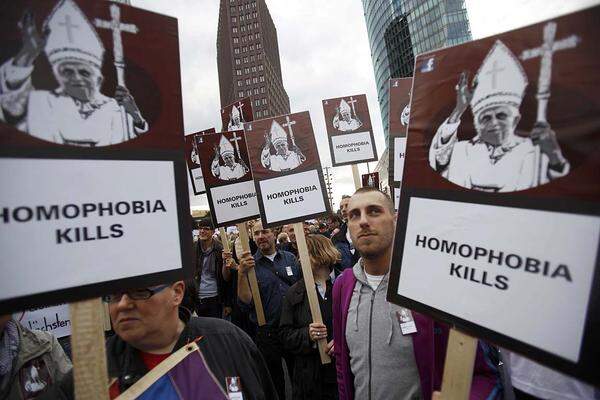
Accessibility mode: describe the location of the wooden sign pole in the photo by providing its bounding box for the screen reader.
[351,164,361,190]
[70,298,109,400]
[438,328,478,400]
[293,222,331,364]
[219,227,230,252]
[236,222,266,326]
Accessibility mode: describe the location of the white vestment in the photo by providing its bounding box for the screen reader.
[429,119,569,192]
[0,60,147,147]
[335,117,362,132]
[261,147,302,172]
[216,163,246,180]
[228,121,243,131]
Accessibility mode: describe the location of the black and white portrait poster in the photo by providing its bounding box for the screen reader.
[244,111,330,227]
[0,0,192,313]
[388,78,413,209]
[361,172,380,189]
[322,94,378,166]
[221,97,254,132]
[197,130,259,227]
[387,6,600,385]
[185,127,215,195]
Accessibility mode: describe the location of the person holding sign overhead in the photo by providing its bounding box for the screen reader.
[332,187,502,400]
[238,220,301,400]
[280,234,339,400]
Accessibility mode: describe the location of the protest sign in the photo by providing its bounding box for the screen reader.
[322,94,378,166]
[388,78,412,208]
[221,97,254,132]
[185,128,216,195]
[16,304,72,338]
[361,172,380,189]
[197,130,260,227]
[387,6,600,385]
[0,0,191,314]
[244,111,330,227]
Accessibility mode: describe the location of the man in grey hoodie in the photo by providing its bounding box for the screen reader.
[332,187,502,400]
[335,187,422,400]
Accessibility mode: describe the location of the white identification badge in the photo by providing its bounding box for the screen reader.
[285,266,293,276]
[397,308,417,335]
[226,377,243,400]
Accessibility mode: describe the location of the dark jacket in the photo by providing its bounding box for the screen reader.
[45,315,278,400]
[195,240,231,306]
[331,224,359,271]
[280,279,337,400]
[1,322,71,400]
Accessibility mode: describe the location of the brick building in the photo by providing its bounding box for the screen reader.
[217,0,290,119]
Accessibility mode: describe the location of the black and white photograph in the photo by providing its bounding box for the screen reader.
[260,118,306,172]
[220,96,253,132]
[428,38,572,193]
[333,97,363,132]
[1,0,149,147]
[211,131,249,181]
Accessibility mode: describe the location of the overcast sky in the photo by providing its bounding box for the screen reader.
[133,0,598,212]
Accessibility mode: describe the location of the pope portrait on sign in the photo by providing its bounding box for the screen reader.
[211,134,247,181]
[333,98,362,132]
[261,120,305,172]
[0,0,148,147]
[429,40,570,193]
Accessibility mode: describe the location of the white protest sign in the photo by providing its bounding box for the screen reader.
[398,197,600,362]
[15,304,71,339]
[1,158,182,305]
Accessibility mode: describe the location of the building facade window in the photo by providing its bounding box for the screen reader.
[238,91,244,98]
[237,80,243,86]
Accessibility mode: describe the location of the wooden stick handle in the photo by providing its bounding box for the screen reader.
[351,164,361,190]
[219,227,231,252]
[293,222,331,364]
[70,298,109,400]
[439,328,477,400]
[237,222,266,326]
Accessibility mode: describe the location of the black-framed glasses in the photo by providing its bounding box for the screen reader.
[103,284,170,304]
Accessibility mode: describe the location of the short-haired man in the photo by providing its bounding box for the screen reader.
[195,215,230,318]
[0,315,71,399]
[278,224,298,257]
[238,221,300,400]
[332,187,502,399]
[47,282,277,399]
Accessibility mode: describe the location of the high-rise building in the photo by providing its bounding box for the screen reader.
[217,0,290,120]
[361,0,472,141]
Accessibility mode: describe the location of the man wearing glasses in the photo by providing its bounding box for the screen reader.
[45,281,277,399]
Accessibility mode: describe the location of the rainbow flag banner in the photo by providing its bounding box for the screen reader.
[116,342,228,400]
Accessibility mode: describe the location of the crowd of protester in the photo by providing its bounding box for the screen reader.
[1,188,598,399]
